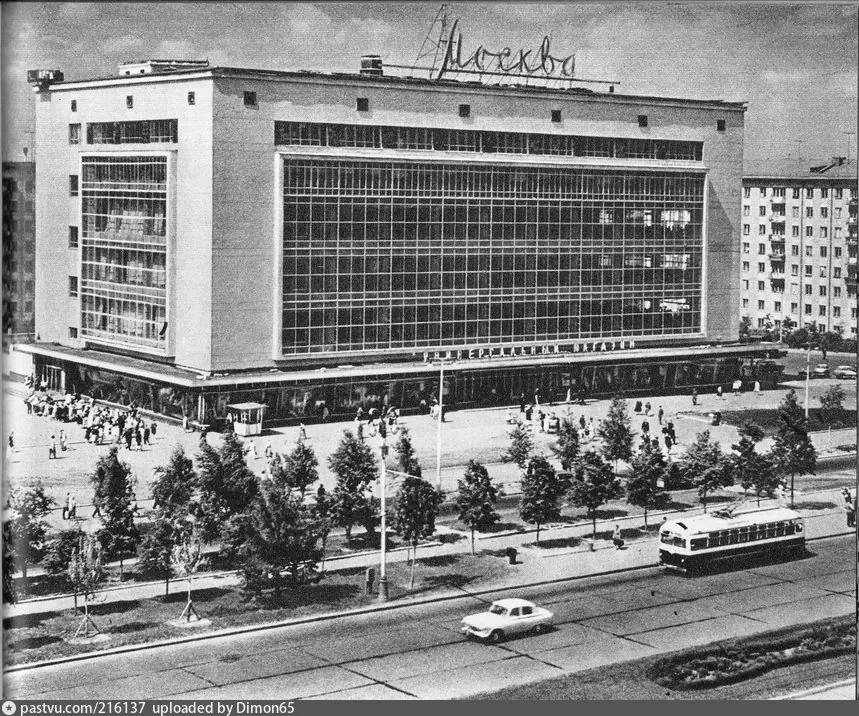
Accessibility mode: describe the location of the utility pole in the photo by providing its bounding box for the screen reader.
[844,131,856,164]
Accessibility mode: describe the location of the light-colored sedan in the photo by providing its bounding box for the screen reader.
[461,598,554,642]
[833,365,857,380]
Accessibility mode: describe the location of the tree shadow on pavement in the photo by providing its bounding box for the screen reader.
[792,501,838,511]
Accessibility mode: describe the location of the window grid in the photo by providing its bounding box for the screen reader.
[79,156,167,350]
[282,158,704,355]
[86,119,178,145]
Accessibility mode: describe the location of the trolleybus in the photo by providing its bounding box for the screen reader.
[659,506,805,573]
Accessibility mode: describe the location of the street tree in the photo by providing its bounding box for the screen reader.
[597,396,635,475]
[328,430,380,545]
[3,520,16,604]
[271,437,320,497]
[138,446,197,595]
[391,476,444,588]
[394,426,422,477]
[501,422,534,470]
[6,481,55,579]
[90,447,140,578]
[456,460,500,555]
[819,385,847,427]
[195,435,259,544]
[312,485,336,571]
[171,532,205,622]
[770,389,817,508]
[739,315,752,342]
[731,421,781,506]
[238,481,324,601]
[67,534,106,638]
[679,431,733,511]
[626,440,668,529]
[42,526,86,576]
[519,455,566,543]
[566,451,623,539]
[551,416,580,471]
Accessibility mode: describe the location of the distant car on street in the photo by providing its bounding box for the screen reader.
[461,598,553,642]
[833,365,857,380]
[811,363,830,378]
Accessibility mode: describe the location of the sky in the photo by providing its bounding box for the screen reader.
[2,1,857,163]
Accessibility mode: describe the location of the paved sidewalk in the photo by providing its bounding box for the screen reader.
[7,486,854,621]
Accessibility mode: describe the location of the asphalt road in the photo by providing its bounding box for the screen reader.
[5,535,854,701]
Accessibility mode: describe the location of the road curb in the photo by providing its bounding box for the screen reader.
[5,530,853,674]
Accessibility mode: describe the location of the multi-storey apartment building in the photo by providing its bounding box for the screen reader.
[21,58,776,424]
[2,161,37,342]
[740,157,858,337]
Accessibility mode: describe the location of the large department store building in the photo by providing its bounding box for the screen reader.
[24,59,776,425]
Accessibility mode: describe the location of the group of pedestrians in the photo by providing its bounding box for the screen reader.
[842,488,856,528]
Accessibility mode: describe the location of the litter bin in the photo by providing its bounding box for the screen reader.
[505,547,518,565]
[711,411,721,426]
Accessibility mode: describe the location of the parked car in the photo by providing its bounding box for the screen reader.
[833,365,858,380]
[461,598,553,642]
[812,363,830,378]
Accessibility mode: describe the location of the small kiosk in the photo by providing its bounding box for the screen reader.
[227,402,266,436]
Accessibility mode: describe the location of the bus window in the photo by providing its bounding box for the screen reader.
[775,522,785,537]
[660,532,674,544]
[672,536,685,548]
[738,526,749,543]
[690,537,708,551]
[765,524,776,538]
[728,529,739,544]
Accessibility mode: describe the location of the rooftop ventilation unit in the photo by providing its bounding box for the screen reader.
[360,55,383,76]
[118,59,210,76]
[27,69,64,91]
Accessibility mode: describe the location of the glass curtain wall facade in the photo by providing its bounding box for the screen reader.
[282,157,705,356]
[80,155,168,351]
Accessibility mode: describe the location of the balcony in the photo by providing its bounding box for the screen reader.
[768,252,786,262]
[769,271,785,284]
[768,214,786,224]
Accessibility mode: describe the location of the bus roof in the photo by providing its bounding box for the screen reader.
[662,506,802,533]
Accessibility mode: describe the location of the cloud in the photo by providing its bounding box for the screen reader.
[102,35,145,56]
[153,39,198,60]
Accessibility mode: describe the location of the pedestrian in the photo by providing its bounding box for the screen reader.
[25,397,32,415]
[845,494,855,528]
[49,434,57,459]
[59,429,67,451]
[143,426,150,445]
[754,380,761,398]
[199,427,207,444]
[7,433,13,451]
[264,441,273,460]
[732,379,741,397]
[62,492,70,520]
[249,439,258,460]
[691,388,698,406]
[151,420,157,437]
[579,415,586,431]
[657,406,664,425]
[68,495,77,520]
[299,423,307,441]
[641,419,650,435]
[182,415,189,432]
[664,434,673,452]
[125,428,133,450]
[91,498,101,519]
[716,385,723,400]
[534,387,541,406]
[634,400,642,414]
[644,401,652,416]
[612,525,624,550]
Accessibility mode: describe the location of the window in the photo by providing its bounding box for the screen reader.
[742,279,749,290]
[758,262,766,273]
[804,284,813,294]
[834,283,841,293]
[551,109,561,122]
[820,246,828,258]
[87,119,178,144]
[773,187,785,197]
[820,227,828,238]
[244,91,258,108]
[821,206,828,218]
[819,306,827,316]
[819,266,827,277]
[356,97,369,112]
[458,103,471,118]
[790,245,799,256]
[638,114,648,127]
[759,205,767,216]
[69,327,78,339]
[126,95,133,109]
[759,187,767,196]
[71,99,77,112]
[759,225,766,235]
[835,227,842,238]
[791,265,799,276]
[758,280,765,290]
[834,267,842,278]
[774,301,782,312]
[742,242,750,253]
[757,318,766,328]
[758,243,766,254]
[68,226,78,248]
[836,188,844,199]
[820,286,827,297]
[68,276,78,297]
[833,306,841,317]
[805,267,813,278]
[805,305,812,314]
[717,119,726,131]
[792,207,799,218]
[806,188,814,199]
[821,188,828,198]
[758,300,765,310]
[791,302,798,313]
[69,123,81,144]
[793,188,801,199]
[744,186,751,198]
[742,261,750,272]
[187,92,195,105]
[743,205,750,216]
[792,225,800,237]
[742,298,749,308]
[835,247,842,258]
[69,174,79,196]
[806,207,814,218]
[806,226,813,237]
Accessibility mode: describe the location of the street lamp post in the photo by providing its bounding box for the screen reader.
[378,448,388,601]
[804,341,811,419]
[436,361,444,490]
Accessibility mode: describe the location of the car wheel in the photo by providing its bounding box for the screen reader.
[532,623,548,635]
[488,630,504,643]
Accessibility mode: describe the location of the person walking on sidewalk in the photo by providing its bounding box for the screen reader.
[716,385,723,400]
[657,406,664,425]
[691,388,698,406]
[754,380,761,398]
[842,489,855,528]
[49,434,58,459]
[62,492,70,520]
[612,525,624,550]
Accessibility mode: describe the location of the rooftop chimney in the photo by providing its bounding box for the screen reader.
[360,55,383,77]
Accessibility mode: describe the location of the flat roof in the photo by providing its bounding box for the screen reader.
[744,157,858,181]
[48,65,748,111]
[17,342,773,391]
